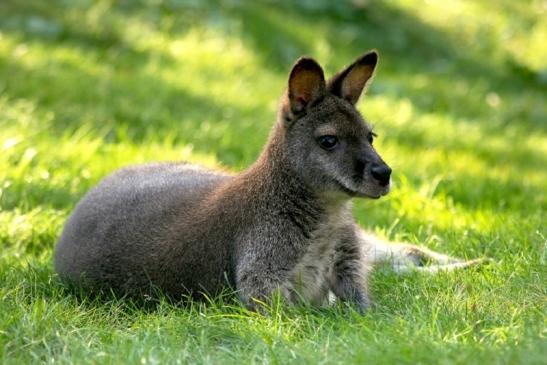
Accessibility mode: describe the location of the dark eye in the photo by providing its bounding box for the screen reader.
[367,132,377,144]
[317,135,338,151]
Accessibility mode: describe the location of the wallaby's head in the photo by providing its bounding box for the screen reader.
[276,50,391,199]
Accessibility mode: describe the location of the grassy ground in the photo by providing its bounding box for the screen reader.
[1,0,545,363]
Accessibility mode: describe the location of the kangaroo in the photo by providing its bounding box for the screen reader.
[54,51,481,310]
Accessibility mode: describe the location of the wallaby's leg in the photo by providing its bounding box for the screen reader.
[236,270,290,310]
[358,230,485,273]
[235,234,295,310]
[329,234,371,310]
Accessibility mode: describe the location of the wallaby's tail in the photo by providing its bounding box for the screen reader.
[392,258,491,274]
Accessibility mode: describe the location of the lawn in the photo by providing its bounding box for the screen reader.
[0,0,545,364]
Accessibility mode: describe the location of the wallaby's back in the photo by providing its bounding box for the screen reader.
[54,162,232,297]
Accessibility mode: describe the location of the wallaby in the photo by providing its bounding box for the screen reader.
[54,51,482,310]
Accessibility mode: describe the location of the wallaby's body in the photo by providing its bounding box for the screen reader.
[55,51,479,309]
[56,163,232,298]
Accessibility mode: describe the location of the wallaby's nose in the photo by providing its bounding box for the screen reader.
[371,163,391,186]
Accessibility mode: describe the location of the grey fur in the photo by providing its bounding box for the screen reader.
[54,51,480,310]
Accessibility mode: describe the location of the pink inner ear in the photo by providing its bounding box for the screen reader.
[292,95,308,113]
[289,64,325,113]
[341,65,374,104]
[296,95,308,105]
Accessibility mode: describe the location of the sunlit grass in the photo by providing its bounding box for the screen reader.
[0,0,545,364]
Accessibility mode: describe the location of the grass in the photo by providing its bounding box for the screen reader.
[0,0,545,363]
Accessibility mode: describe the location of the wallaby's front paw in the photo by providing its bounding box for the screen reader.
[237,281,290,314]
[354,295,371,314]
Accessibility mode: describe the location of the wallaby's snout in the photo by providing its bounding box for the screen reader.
[354,152,391,198]
[371,162,391,187]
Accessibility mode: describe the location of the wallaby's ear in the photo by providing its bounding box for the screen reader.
[327,50,378,105]
[285,57,326,118]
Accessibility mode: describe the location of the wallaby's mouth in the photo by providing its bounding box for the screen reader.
[334,178,389,199]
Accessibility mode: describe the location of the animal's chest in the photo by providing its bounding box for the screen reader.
[282,223,341,305]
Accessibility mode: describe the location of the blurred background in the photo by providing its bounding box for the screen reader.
[0,0,545,251]
[1,2,546,363]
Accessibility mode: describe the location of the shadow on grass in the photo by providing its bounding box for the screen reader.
[0,0,544,211]
[204,1,545,128]
[2,0,544,127]
[0,49,267,166]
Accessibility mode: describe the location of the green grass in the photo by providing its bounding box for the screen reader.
[1,0,545,363]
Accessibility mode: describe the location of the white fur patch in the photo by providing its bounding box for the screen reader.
[282,202,353,305]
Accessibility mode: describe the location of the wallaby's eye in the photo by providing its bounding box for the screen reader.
[317,135,338,151]
[367,132,377,144]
